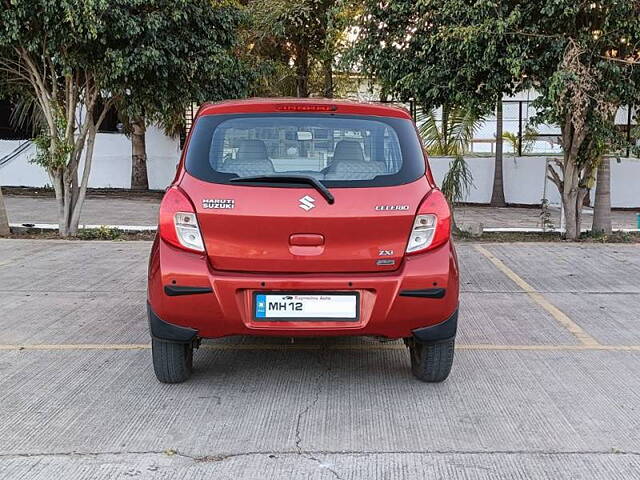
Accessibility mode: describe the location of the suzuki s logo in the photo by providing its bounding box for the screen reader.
[299,195,316,211]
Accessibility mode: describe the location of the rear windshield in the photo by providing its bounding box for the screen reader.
[184,114,425,187]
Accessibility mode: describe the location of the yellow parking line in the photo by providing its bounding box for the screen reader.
[1,343,639,352]
[202,344,640,352]
[0,344,150,351]
[474,245,600,346]
[458,344,640,351]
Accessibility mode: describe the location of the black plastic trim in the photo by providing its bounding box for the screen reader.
[399,288,446,299]
[412,309,458,344]
[147,303,198,343]
[164,285,213,297]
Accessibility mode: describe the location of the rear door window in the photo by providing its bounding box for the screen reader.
[185,114,425,187]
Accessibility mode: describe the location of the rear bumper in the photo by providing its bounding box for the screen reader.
[147,236,459,340]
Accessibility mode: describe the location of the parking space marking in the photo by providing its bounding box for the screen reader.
[0,344,150,351]
[1,343,639,352]
[474,245,600,346]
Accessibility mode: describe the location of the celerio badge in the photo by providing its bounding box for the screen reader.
[375,205,410,211]
[299,195,316,211]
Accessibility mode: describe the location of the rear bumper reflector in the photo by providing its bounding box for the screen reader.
[164,285,213,296]
[399,288,446,299]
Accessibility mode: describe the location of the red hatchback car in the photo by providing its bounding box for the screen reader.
[147,98,459,383]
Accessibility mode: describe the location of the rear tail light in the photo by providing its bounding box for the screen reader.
[405,190,451,255]
[159,187,205,253]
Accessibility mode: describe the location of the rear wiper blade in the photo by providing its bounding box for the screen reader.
[230,174,335,205]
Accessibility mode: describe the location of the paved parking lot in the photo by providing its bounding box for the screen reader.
[1,240,639,479]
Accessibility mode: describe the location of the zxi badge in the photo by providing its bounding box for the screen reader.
[299,195,316,211]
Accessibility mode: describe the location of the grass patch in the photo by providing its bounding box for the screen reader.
[3,226,155,241]
[75,226,124,240]
[579,231,640,243]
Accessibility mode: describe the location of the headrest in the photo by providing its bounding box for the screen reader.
[332,140,365,163]
[237,139,269,162]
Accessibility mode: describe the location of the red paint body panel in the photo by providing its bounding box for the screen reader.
[181,172,431,273]
[148,98,458,340]
[198,98,413,119]
[148,236,459,339]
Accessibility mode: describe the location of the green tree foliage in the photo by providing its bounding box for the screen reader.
[246,0,357,97]
[103,0,252,190]
[0,0,250,234]
[354,0,640,240]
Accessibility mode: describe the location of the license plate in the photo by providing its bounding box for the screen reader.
[253,292,359,321]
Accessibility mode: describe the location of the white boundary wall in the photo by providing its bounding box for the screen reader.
[1,136,639,207]
[429,156,640,208]
[0,125,180,190]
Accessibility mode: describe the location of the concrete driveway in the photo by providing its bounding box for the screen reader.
[0,240,639,479]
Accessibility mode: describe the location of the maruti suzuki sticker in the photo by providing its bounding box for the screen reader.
[203,199,235,209]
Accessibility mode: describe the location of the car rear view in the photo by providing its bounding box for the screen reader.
[147,99,459,383]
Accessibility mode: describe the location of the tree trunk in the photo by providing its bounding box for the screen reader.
[130,117,149,190]
[0,186,10,236]
[563,192,579,240]
[490,99,506,206]
[295,45,310,98]
[322,56,333,98]
[561,158,583,241]
[50,168,68,237]
[441,105,449,146]
[68,123,98,236]
[592,157,612,234]
[576,187,589,237]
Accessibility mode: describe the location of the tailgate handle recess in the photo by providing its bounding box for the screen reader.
[289,234,325,246]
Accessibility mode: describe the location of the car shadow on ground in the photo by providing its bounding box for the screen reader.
[186,335,422,385]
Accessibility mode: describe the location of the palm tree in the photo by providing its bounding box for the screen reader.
[417,105,481,200]
[592,157,612,234]
[490,99,506,206]
[417,105,482,230]
[418,105,482,158]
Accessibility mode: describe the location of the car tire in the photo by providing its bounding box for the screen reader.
[408,337,455,383]
[152,338,194,383]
